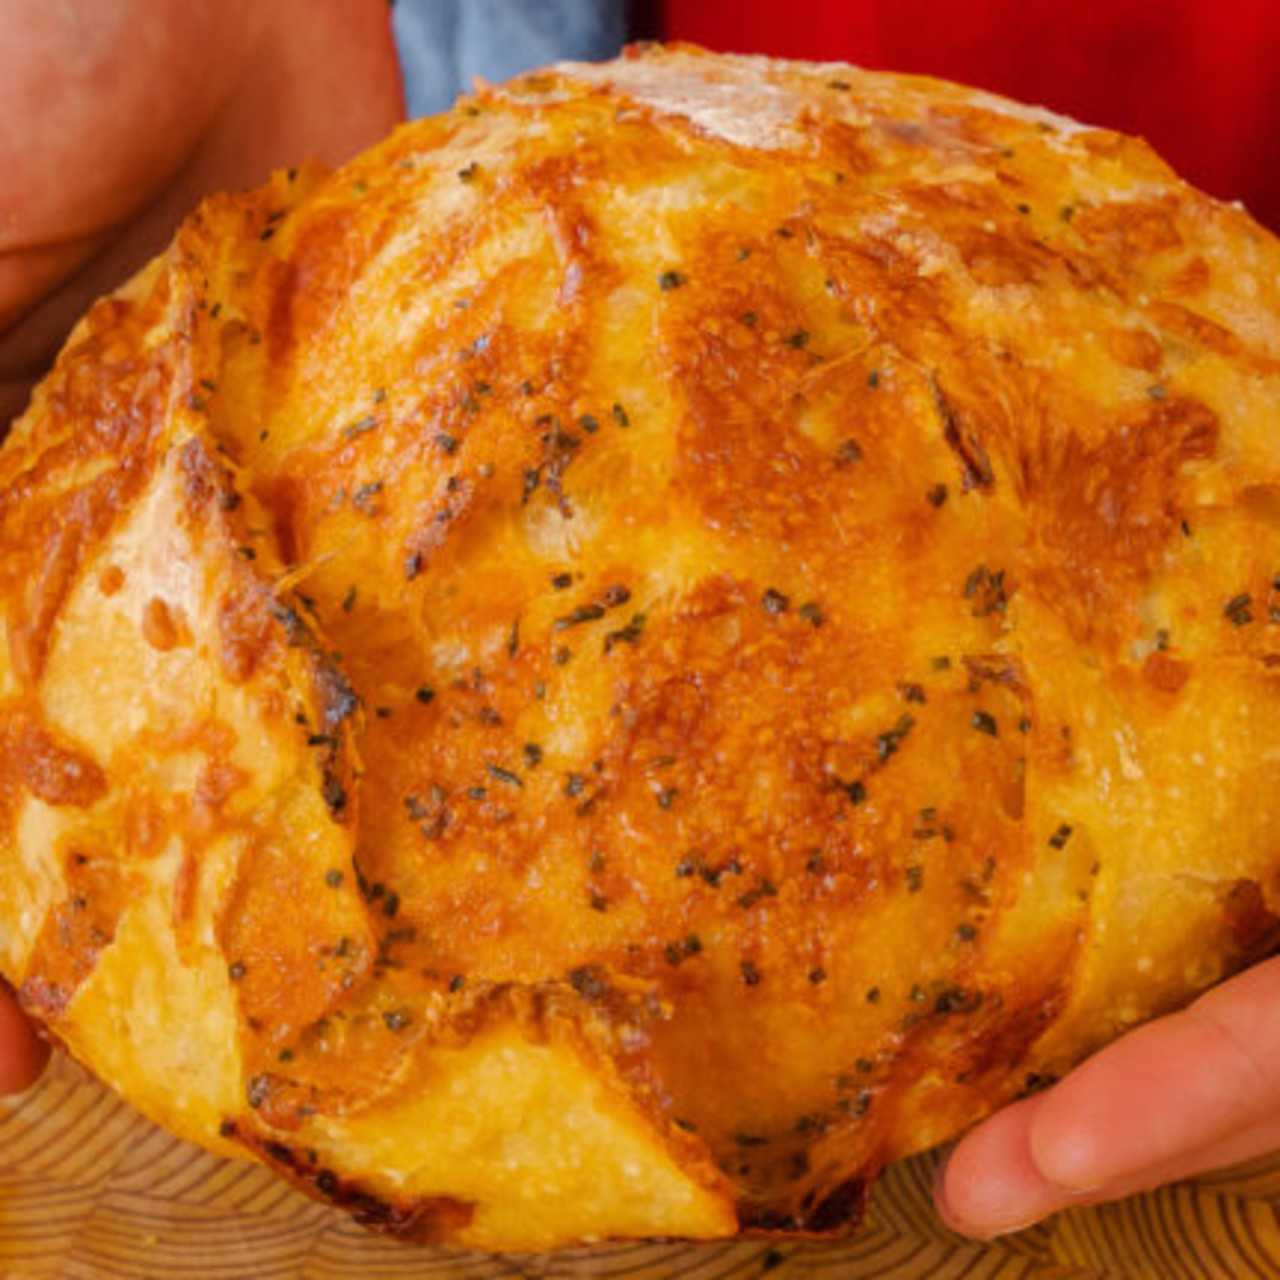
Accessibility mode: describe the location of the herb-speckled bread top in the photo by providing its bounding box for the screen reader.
[2,43,1279,1248]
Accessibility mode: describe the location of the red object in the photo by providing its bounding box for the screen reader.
[657,0,1280,231]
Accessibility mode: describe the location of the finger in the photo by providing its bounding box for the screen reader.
[938,1081,1280,1239]
[0,985,48,1095]
[935,1093,1092,1237]
[1030,957,1280,1192]
[936,957,1280,1237]
[0,0,262,314]
[0,0,403,398]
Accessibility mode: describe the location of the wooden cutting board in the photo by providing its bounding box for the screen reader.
[1,1054,1278,1278]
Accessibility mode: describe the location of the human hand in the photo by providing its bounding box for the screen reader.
[935,955,1280,1236]
[0,0,404,427]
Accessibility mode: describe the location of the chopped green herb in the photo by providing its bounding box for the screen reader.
[342,415,378,440]
[604,613,646,652]
[876,713,915,761]
[934,986,977,1014]
[1224,593,1253,626]
[352,480,383,514]
[554,603,606,630]
[965,566,1010,617]
[972,710,998,736]
[737,879,778,910]
[664,934,703,965]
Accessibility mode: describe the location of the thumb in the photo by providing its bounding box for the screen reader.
[936,956,1280,1237]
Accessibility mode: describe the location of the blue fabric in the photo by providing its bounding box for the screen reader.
[394,0,629,119]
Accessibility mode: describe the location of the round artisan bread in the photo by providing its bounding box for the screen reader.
[1,44,1279,1249]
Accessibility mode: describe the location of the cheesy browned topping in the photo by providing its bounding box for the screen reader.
[1,44,1280,1249]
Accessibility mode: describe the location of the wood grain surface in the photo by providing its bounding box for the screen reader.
[0,1056,1277,1278]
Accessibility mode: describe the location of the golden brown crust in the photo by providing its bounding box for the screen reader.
[2,43,1280,1247]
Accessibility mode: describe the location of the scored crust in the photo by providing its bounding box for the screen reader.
[1,43,1279,1248]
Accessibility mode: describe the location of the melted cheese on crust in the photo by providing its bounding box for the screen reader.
[2,43,1280,1247]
